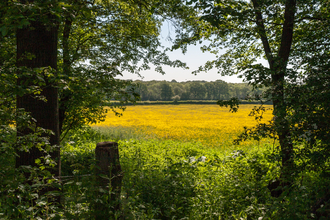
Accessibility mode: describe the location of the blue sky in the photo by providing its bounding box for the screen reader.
[118,22,245,83]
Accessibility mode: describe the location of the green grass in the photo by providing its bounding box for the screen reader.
[2,125,328,219]
[59,126,330,219]
[60,126,280,219]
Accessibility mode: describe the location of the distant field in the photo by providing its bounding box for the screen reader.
[93,104,273,148]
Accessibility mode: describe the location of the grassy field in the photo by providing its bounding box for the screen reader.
[58,104,288,219]
[94,104,273,149]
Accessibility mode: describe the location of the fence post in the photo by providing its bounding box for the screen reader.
[94,141,123,219]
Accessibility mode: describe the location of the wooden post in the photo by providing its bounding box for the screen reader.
[94,141,123,219]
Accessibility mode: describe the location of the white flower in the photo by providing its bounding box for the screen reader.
[312,123,317,129]
[198,156,207,162]
[189,157,196,163]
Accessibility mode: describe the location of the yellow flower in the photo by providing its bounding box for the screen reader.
[93,104,273,148]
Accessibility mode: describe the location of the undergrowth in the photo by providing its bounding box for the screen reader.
[1,125,329,219]
[58,126,328,219]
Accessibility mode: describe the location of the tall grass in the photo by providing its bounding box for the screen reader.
[61,104,277,219]
[59,122,329,219]
[60,125,281,219]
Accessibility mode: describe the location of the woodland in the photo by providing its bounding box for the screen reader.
[133,80,266,101]
[1,0,330,219]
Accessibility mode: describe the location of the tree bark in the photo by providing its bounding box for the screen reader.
[16,17,60,176]
[59,15,73,136]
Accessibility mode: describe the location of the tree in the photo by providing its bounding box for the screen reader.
[160,81,173,101]
[204,82,215,100]
[15,0,60,177]
[213,80,229,100]
[171,82,185,99]
[0,0,189,191]
[135,81,150,101]
[58,0,187,138]
[189,81,206,100]
[283,2,330,176]
[175,0,330,190]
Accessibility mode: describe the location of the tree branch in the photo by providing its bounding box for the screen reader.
[278,0,296,65]
[251,0,274,69]
[296,16,327,23]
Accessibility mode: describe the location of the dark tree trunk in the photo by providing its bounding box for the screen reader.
[59,16,73,136]
[272,0,296,183]
[253,0,297,195]
[16,18,60,176]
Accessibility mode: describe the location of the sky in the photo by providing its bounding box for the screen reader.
[117,22,245,83]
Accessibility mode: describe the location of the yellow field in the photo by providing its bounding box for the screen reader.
[93,104,273,147]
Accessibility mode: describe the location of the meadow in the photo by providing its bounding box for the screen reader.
[94,104,274,149]
[2,104,321,219]
[59,104,304,219]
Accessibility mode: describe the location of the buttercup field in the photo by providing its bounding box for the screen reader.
[94,104,274,148]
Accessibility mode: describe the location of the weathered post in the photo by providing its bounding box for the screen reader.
[94,141,123,219]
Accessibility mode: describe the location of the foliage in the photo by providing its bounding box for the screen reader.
[171,94,181,103]
[57,126,330,219]
[172,0,330,202]
[0,0,190,218]
[0,0,189,139]
[0,125,63,219]
[160,81,173,101]
[133,79,265,101]
[56,0,188,138]
[59,126,274,219]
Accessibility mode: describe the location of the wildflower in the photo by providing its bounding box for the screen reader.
[198,156,207,162]
[93,104,273,147]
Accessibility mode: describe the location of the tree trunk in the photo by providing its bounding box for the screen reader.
[16,17,60,177]
[59,15,73,137]
[272,0,296,183]
[253,0,297,195]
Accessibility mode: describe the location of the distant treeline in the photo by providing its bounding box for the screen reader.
[132,80,266,101]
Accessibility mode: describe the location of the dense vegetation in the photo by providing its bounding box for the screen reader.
[22,124,329,219]
[133,80,266,101]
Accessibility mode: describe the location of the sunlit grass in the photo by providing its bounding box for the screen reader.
[93,104,273,148]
